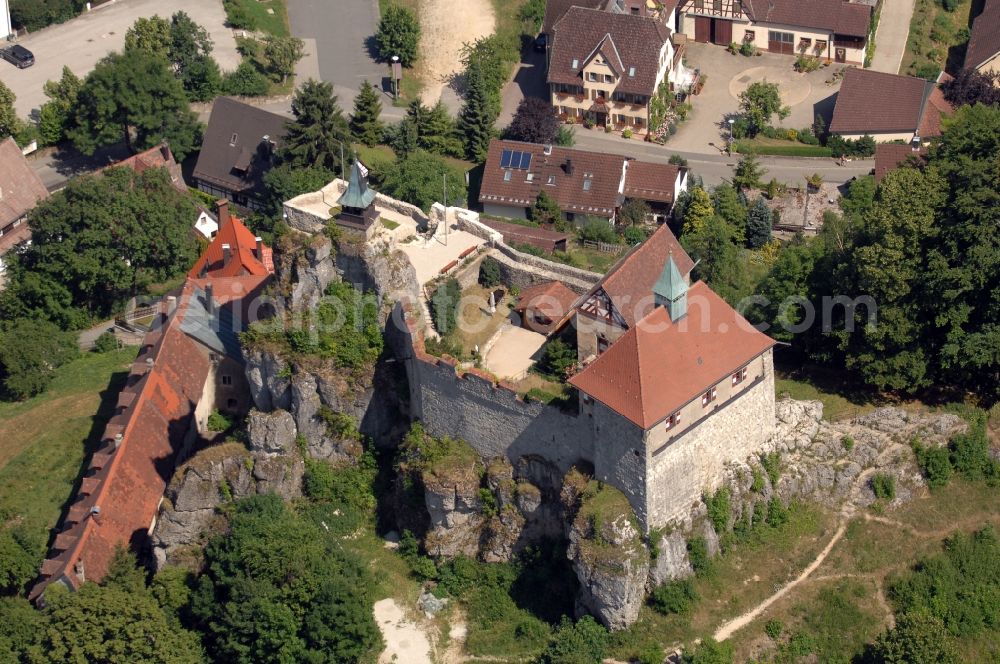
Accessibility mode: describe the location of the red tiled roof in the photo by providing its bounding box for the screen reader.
[479,139,626,216]
[548,7,671,96]
[99,143,186,193]
[583,223,693,328]
[515,281,580,331]
[543,0,606,37]
[0,137,49,236]
[918,86,954,138]
[829,68,938,135]
[740,0,871,37]
[30,285,213,599]
[965,0,1000,69]
[623,161,682,204]
[188,201,274,278]
[873,144,928,183]
[569,281,775,428]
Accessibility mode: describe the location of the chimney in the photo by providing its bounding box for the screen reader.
[217,199,230,229]
[146,357,154,372]
[205,283,215,316]
[565,158,574,175]
[114,433,123,450]
[255,236,264,261]
[222,243,232,267]
[166,295,177,315]
[74,560,85,584]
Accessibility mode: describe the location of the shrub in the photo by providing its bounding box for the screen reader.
[841,435,855,452]
[766,496,788,527]
[751,467,765,493]
[637,644,667,664]
[871,473,896,501]
[430,277,461,336]
[577,218,617,244]
[223,60,269,97]
[681,638,734,664]
[651,579,698,616]
[207,410,233,433]
[537,338,577,380]
[622,127,633,139]
[704,487,731,534]
[905,443,946,489]
[92,331,119,353]
[223,0,257,30]
[624,225,649,246]
[424,335,463,358]
[478,256,502,288]
[541,615,608,664]
[761,451,782,485]
[765,618,783,640]
[740,41,756,57]
[687,537,711,576]
[949,413,994,480]
[794,55,821,72]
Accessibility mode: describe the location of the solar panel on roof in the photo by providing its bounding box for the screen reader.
[520,152,532,169]
[500,149,513,169]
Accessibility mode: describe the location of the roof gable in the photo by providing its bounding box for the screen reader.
[569,281,775,428]
[0,137,49,230]
[548,7,670,96]
[188,203,274,279]
[829,68,929,134]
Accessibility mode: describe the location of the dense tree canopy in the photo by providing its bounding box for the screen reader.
[350,80,385,147]
[69,51,201,158]
[37,67,82,146]
[0,318,78,400]
[751,104,1000,400]
[381,149,468,211]
[0,81,19,141]
[190,495,381,663]
[0,167,200,328]
[738,81,790,137]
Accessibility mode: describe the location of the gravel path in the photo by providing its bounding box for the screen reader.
[417,0,495,109]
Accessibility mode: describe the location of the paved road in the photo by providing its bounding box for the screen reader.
[287,0,404,119]
[498,46,548,128]
[870,0,917,74]
[570,129,872,187]
[27,143,133,192]
[0,0,240,118]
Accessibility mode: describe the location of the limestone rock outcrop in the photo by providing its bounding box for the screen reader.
[566,481,650,630]
[649,530,694,588]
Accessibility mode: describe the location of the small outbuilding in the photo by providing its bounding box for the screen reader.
[514,281,579,335]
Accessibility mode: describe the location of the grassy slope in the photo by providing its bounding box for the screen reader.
[0,349,137,554]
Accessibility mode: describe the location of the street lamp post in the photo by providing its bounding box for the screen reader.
[391,55,401,99]
[727,118,735,154]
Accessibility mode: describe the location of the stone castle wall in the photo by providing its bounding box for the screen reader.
[643,350,777,529]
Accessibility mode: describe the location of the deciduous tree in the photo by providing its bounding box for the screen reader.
[0,81,19,140]
[738,81,789,136]
[124,15,171,58]
[0,318,77,400]
[381,149,468,211]
[69,51,200,158]
[375,5,420,66]
[37,67,82,146]
[506,97,560,144]
[263,35,305,84]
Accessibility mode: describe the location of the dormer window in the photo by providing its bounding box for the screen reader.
[571,58,579,69]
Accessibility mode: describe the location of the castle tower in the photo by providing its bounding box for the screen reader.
[336,161,380,233]
[652,252,688,322]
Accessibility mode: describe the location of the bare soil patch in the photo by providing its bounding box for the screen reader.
[418,0,496,104]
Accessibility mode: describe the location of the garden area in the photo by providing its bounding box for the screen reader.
[901,0,976,80]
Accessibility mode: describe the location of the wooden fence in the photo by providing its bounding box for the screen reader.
[581,240,626,255]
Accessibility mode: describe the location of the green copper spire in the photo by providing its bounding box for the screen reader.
[653,252,688,322]
[338,161,376,210]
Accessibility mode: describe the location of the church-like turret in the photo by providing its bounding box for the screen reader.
[652,252,688,322]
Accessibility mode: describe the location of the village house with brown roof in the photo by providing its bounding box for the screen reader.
[547,5,684,131]
[479,139,688,224]
[676,0,872,64]
[965,0,1000,78]
[829,68,954,143]
[100,143,187,193]
[873,143,928,183]
[29,202,274,602]
[0,137,49,272]
[193,97,287,212]
[514,280,580,334]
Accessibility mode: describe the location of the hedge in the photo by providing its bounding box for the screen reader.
[733,141,833,157]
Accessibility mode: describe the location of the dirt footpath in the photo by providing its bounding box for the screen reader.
[418,0,495,106]
[374,598,434,664]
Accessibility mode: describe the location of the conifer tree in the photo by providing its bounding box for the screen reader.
[421,101,462,157]
[458,65,495,162]
[281,79,351,174]
[350,80,385,147]
[746,197,773,248]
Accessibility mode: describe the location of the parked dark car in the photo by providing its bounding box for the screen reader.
[533,33,547,52]
[1,45,35,69]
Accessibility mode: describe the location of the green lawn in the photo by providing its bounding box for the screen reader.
[0,349,137,558]
[227,0,290,37]
[734,139,833,158]
[774,373,876,421]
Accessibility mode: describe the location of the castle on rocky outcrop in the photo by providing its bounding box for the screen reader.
[29,202,274,602]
